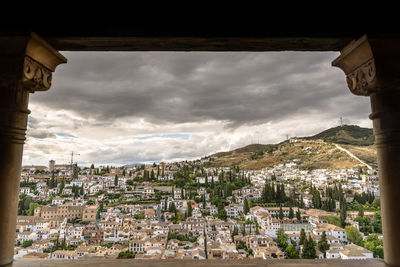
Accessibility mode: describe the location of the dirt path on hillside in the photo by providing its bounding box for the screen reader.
[334,144,373,170]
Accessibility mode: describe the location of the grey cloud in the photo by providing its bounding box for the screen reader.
[27,116,39,129]
[24,52,373,165]
[30,52,371,128]
[28,129,56,139]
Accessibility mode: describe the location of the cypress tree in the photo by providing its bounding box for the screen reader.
[255,220,260,235]
[317,231,330,257]
[279,206,284,220]
[359,206,364,217]
[204,229,208,259]
[299,228,306,246]
[168,202,176,213]
[59,179,65,195]
[296,208,301,221]
[289,206,294,219]
[302,235,316,259]
[187,201,193,217]
[244,197,249,215]
[340,200,347,227]
[241,223,246,235]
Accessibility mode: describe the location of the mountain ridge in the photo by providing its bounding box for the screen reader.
[204,125,376,170]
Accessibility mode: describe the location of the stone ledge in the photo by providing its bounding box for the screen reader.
[4,259,386,267]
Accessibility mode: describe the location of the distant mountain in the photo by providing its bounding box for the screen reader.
[204,125,376,170]
[305,125,374,146]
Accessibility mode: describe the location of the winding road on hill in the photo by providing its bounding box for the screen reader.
[334,143,373,170]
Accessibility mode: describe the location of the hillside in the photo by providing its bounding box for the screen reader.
[204,125,377,170]
[212,144,276,158]
[306,125,374,146]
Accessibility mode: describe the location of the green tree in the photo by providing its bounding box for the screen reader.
[117,251,134,259]
[244,197,249,215]
[217,202,227,220]
[289,206,294,219]
[326,215,341,227]
[279,206,284,220]
[187,201,193,217]
[317,231,330,257]
[340,200,347,228]
[21,240,33,248]
[27,202,40,216]
[58,179,65,195]
[90,163,94,169]
[345,226,364,246]
[54,237,59,251]
[359,205,364,217]
[231,226,239,240]
[49,172,56,189]
[286,244,300,259]
[204,229,208,259]
[277,228,288,249]
[114,175,118,186]
[74,186,79,199]
[299,228,306,246]
[301,235,316,259]
[241,223,246,235]
[373,212,382,233]
[134,213,145,220]
[296,208,301,221]
[255,220,260,235]
[61,236,66,250]
[363,234,384,258]
[168,202,176,213]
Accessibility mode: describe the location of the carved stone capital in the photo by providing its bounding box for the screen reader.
[22,56,53,92]
[0,32,67,93]
[332,35,376,96]
[0,33,67,144]
[332,34,400,96]
[344,58,376,96]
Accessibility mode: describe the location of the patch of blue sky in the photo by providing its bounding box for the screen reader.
[56,132,77,138]
[136,134,189,140]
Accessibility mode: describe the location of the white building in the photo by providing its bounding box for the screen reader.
[224,204,244,218]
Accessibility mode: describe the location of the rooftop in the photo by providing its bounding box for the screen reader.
[6,259,385,267]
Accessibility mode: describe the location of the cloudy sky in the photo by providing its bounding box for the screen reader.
[23,52,372,167]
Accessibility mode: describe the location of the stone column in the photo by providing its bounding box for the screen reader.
[333,35,400,266]
[0,33,66,265]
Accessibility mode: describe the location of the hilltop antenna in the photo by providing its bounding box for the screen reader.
[286,134,289,141]
[340,117,344,127]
